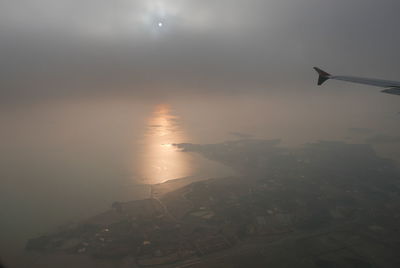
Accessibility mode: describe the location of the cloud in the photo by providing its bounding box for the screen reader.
[1,0,400,102]
[348,128,373,135]
[228,132,253,139]
[367,134,400,144]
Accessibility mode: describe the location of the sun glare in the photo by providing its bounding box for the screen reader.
[137,105,190,184]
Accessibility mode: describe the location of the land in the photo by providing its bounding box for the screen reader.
[26,140,400,267]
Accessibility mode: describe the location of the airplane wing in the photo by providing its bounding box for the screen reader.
[313,67,400,96]
[381,88,400,96]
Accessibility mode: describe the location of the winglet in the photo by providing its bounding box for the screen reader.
[313,67,331,86]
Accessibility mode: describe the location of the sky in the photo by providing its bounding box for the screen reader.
[1,0,400,102]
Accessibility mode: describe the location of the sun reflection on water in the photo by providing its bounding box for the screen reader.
[138,104,191,184]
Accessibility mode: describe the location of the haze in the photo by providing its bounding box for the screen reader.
[1,1,400,267]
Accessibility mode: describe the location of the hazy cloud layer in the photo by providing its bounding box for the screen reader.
[348,128,374,135]
[367,134,400,144]
[1,0,400,101]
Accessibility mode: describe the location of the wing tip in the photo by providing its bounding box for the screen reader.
[313,67,331,86]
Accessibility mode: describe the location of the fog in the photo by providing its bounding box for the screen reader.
[1,0,400,267]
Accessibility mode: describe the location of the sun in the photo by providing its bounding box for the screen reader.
[158,22,164,28]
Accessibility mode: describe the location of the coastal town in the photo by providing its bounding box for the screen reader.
[26,140,400,267]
